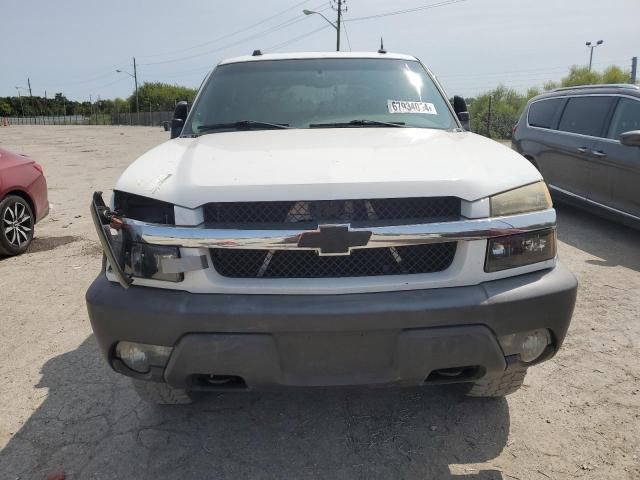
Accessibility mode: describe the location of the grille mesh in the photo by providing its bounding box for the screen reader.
[211,243,457,279]
[204,197,460,227]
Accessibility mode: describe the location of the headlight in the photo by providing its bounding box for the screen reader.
[123,242,183,282]
[113,190,175,224]
[490,181,552,217]
[485,228,556,272]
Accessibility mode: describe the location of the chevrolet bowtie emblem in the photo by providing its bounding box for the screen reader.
[297,225,372,256]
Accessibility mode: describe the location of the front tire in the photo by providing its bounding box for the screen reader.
[131,379,193,405]
[466,366,528,397]
[0,195,35,256]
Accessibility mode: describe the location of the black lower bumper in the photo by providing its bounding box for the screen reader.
[86,264,577,389]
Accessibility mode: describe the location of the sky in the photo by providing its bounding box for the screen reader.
[2,0,639,101]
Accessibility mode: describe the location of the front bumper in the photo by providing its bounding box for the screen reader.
[86,264,577,390]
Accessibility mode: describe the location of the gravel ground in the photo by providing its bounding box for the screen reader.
[0,126,638,480]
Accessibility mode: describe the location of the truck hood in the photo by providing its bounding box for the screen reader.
[115,128,541,208]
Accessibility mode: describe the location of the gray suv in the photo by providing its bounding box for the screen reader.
[512,84,640,227]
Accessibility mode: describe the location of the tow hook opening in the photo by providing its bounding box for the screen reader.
[192,374,248,391]
[425,366,482,384]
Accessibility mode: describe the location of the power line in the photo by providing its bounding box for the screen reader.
[267,25,331,51]
[139,3,329,66]
[138,0,320,60]
[345,0,468,22]
[59,71,121,86]
[30,2,326,91]
[342,13,353,51]
[95,76,130,89]
[139,8,329,67]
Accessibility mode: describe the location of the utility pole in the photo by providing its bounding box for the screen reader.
[632,56,638,84]
[331,0,347,51]
[487,95,493,138]
[27,78,34,124]
[116,58,140,124]
[133,56,140,124]
[336,0,342,51]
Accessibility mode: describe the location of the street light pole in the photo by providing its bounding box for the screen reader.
[585,40,603,71]
[303,4,342,52]
[116,57,140,124]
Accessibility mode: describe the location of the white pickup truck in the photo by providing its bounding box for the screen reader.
[87,51,577,404]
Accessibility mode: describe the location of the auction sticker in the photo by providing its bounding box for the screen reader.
[387,100,437,115]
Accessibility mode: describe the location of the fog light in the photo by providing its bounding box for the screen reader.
[499,329,551,363]
[115,341,173,374]
[520,330,551,362]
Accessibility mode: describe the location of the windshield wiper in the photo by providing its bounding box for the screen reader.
[197,120,292,133]
[309,119,406,128]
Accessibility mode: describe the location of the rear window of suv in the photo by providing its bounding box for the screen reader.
[528,98,563,129]
[557,96,616,137]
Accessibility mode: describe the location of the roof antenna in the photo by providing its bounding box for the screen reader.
[378,37,387,54]
[252,49,263,56]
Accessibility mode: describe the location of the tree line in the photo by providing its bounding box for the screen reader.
[467,65,632,139]
[0,82,197,117]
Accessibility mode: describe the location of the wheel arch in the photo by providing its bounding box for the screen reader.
[2,189,36,216]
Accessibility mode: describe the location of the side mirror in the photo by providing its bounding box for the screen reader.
[453,95,470,130]
[170,101,188,139]
[619,130,640,147]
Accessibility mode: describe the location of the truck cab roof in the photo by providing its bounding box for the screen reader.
[219,51,419,66]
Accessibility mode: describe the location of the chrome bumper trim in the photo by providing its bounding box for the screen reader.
[122,209,556,251]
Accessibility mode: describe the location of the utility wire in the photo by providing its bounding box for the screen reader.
[342,16,353,51]
[267,25,331,51]
[139,7,330,66]
[45,3,330,92]
[35,2,325,89]
[345,0,468,22]
[138,0,319,59]
[95,76,130,89]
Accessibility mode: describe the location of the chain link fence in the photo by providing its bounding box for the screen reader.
[4,106,521,139]
[3,111,174,127]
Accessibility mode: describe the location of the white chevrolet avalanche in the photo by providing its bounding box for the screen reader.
[87,52,577,405]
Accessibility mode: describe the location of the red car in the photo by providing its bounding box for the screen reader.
[0,148,49,255]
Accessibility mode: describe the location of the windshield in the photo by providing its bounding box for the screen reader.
[185,58,457,135]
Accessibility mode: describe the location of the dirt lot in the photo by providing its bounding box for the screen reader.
[0,126,638,480]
